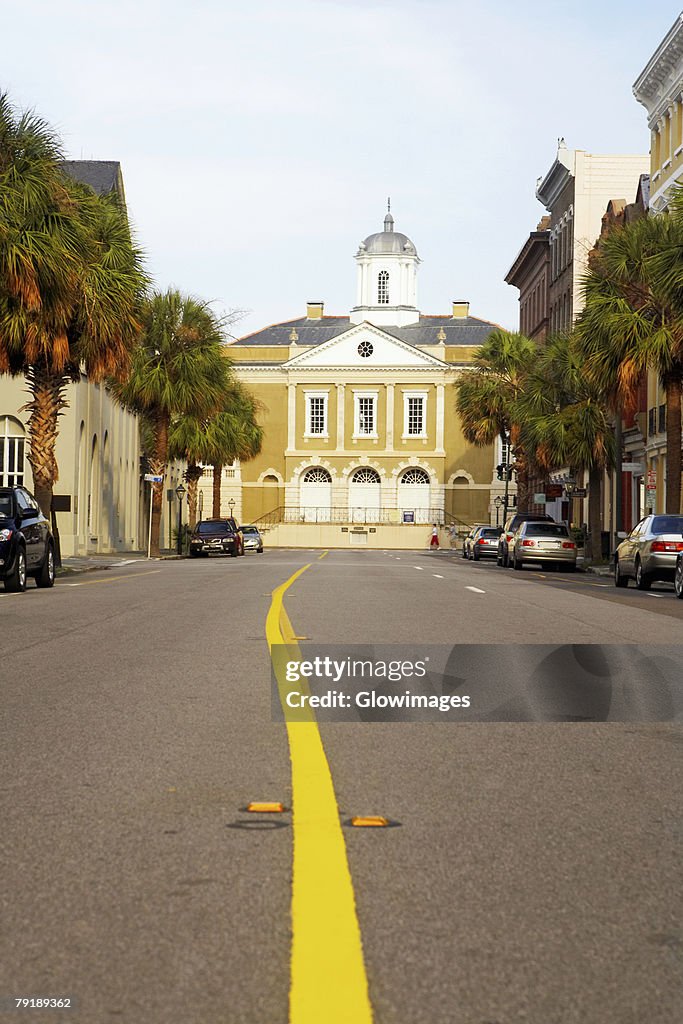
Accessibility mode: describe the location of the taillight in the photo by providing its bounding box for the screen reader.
[478,537,487,544]
[562,542,576,549]
[522,539,536,547]
[651,541,683,552]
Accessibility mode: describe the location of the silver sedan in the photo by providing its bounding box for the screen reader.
[510,521,577,571]
[614,514,683,590]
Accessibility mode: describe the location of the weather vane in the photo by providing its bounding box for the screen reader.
[387,196,391,213]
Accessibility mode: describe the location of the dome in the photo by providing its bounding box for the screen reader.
[358,211,418,256]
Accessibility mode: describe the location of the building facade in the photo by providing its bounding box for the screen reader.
[227,213,500,547]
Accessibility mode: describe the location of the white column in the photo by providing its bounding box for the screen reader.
[436,384,445,452]
[287,384,296,450]
[386,384,394,449]
[669,105,676,162]
[336,384,345,451]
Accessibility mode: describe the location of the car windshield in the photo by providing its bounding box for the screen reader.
[651,515,683,535]
[480,529,501,538]
[0,493,13,518]
[525,524,569,537]
[242,527,258,535]
[197,521,232,536]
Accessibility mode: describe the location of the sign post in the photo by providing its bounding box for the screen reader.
[144,474,163,558]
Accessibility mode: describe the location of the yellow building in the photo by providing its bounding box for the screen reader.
[220,212,501,548]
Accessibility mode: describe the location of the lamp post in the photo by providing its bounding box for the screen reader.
[228,498,235,520]
[494,495,503,527]
[175,484,186,555]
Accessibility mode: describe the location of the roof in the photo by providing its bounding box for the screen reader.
[60,160,123,197]
[232,314,499,348]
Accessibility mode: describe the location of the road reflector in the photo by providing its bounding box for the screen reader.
[350,815,390,827]
[246,801,285,813]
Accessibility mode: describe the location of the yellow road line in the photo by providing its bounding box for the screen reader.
[266,564,373,1024]
[317,550,328,560]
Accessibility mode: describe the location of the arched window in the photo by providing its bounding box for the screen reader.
[0,416,26,487]
[377,270,389,304]
[302,467,332,484]
[400,467,430,485]
[350,468,380,484]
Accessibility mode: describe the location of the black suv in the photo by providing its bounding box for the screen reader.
[189,518,244,557]
[497,512,554,568]
[0,486,56,592]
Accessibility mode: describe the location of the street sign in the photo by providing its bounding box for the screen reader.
[545,484,563,499]
[144,474,163,483]
[402,510,415,524]
[647,468,657,487]
[621,462,644,473]
[533,492,546,504]
[567,488,587,498]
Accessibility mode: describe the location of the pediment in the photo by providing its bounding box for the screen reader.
[283,322,448,369]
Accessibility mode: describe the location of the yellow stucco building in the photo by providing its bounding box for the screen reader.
[221,211,501,547]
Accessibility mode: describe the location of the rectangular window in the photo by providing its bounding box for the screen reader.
[658,404,666,434]
[353,392,378,438]
[648,408,656,437]
[305,392,328,437]
[402,392,427,438]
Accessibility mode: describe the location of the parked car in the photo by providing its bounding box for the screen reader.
[497,512,554,567]
[462,524,486,559]
[675,551,683,599]
[510,520,577,571]
[469,525,503,560]
[241,525,264,553]
[0,486,56,592]
[189,518,244,557]
[614,514,683,590]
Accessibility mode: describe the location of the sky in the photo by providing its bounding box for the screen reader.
[2,1,680,337]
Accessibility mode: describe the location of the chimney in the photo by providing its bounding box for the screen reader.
[452,300,470,319]
[306,301,324,319]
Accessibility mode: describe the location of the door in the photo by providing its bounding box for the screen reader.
[398,468,431,524]
[348,468,381,523]
[300,468,332,522]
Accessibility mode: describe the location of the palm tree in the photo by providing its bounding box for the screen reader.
[577,210,683,513]
[0,93,146,516]
[455,329,538,511]
[207,384,263,518]
[169,383,263,527]
[517,334,615,562]
[112,289,232,554]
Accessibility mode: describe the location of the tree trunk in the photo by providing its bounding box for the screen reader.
[24,365,68,518]
[212,463,223,518]
[186,463,202,528]
[587,464,603,563]
[664,374,682,514]
[148,413,169,557]
[516,456,530,513]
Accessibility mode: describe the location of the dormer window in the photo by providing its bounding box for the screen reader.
[377,270,389,304]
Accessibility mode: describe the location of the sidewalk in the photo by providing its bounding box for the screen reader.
[57,550,183,575]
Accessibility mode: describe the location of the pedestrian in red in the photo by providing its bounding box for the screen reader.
[430,524,439,549]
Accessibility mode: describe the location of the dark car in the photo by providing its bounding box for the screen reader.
[469,525,503,560]
[497,512,555,567]
[0,486,56,592]
[189,518,244,557]
[241,525,264,553]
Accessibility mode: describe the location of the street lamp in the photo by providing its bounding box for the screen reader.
[494,495,503,527]
[228,498,235,520]
[175,484,186,555]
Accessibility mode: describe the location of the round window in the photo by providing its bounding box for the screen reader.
[358,341,373,358]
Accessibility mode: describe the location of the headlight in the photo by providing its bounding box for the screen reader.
[0,529,12,542]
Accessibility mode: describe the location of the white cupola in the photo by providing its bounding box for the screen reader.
[350,205,421,326]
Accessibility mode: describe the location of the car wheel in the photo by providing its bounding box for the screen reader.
[675,558,683,599]
[496,552,503,566]
[4,546,27,593]
[513,552,522,570]
[614,558,628,588]
[190,549,199,558]
[230,546,238,557]
[35,543,55,588]
[634,559,652,591]
[472,548,480,561]
[257,547,264,553]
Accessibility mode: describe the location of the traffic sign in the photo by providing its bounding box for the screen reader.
[567,488,587,498]
[144,474,164,483]
[621,463,644,473]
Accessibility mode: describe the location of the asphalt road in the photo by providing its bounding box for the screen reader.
[1,549,681,1024]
